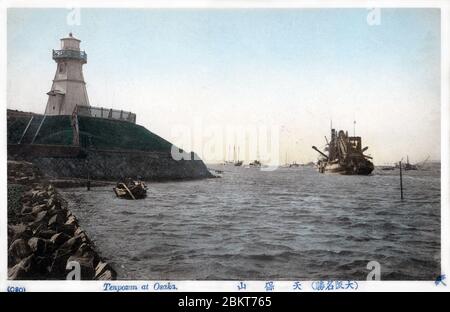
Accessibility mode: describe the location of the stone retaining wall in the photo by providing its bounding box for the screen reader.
[8,145,213,181]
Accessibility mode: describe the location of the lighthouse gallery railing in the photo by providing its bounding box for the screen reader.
[52,49,87,62]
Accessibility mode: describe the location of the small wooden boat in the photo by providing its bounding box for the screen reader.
[113,179,147,199]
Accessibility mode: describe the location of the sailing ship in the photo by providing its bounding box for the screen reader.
[402,156,418,170]
[312,127,374,175]
[234,146,243,166]
[380,165,395,171]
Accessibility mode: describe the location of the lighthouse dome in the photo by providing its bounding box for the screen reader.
[61,33,81,51]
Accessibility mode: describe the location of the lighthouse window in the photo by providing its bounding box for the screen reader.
[59,63,65,73]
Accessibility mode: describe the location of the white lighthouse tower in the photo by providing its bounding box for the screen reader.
[45,33,90,115]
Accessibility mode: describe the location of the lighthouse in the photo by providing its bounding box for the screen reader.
[45,33,90,115]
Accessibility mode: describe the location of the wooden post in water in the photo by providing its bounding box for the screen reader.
[86,159,91,191]
[399,160,404,200]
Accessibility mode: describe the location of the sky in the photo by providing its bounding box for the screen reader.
[7,8,441,165]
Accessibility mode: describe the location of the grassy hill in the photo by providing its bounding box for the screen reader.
[78,116,172,152]
[7,113,173,153]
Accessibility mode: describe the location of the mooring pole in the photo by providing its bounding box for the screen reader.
[86,159,91,191]
[399,160,403,201]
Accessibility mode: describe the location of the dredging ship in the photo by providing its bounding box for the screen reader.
[312,128,374,175]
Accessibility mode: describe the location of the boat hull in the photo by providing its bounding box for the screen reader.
[319,161,374,175]
[113,181,147,199]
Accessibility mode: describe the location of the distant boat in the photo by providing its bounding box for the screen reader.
[395,156,421,171]
[231,145,243,166]
[404,156,418,170]
[283,152,300,168]
[249,160,262,168]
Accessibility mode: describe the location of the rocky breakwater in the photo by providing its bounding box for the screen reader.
[8,161,116,280]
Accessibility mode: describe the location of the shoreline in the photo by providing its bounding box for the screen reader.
[7,161,117,280]
[49,175,219,189]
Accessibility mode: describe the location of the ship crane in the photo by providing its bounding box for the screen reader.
[312,146,328,160]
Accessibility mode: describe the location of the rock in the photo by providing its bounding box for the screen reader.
[95,269,116,280]
[59,235,82,253]
[48,213,66,230]
[32,204,48,214]
[8,255,37,280]
[7,253,47,280]
[74,227,85,237]
[31,222,46,236]
[60,224,76,236]
[52,199,62,210]
[67,245,96,280]
[28,215,48,233]
[65,215,78,226]
[46,196,55,208]
[21,200,32,207]
[46,206,60,218]
[78,232,91,244]
[21,213,37,223]
[8,238,32,266]
[7,226,14,247]
[36,256,53,275]
[36,229,57,239]
[50,252,71,277]
[31,191,49,205]
[28,237,50,256]
[94,261,108,277]
[50,250,72,278]
[94,261,116,280]
[8,223,32,243]
[50,232,71,248]
[47,194,63,210]
[21,205,32,214]
[33,210,48,224]
[50,235,83,276]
